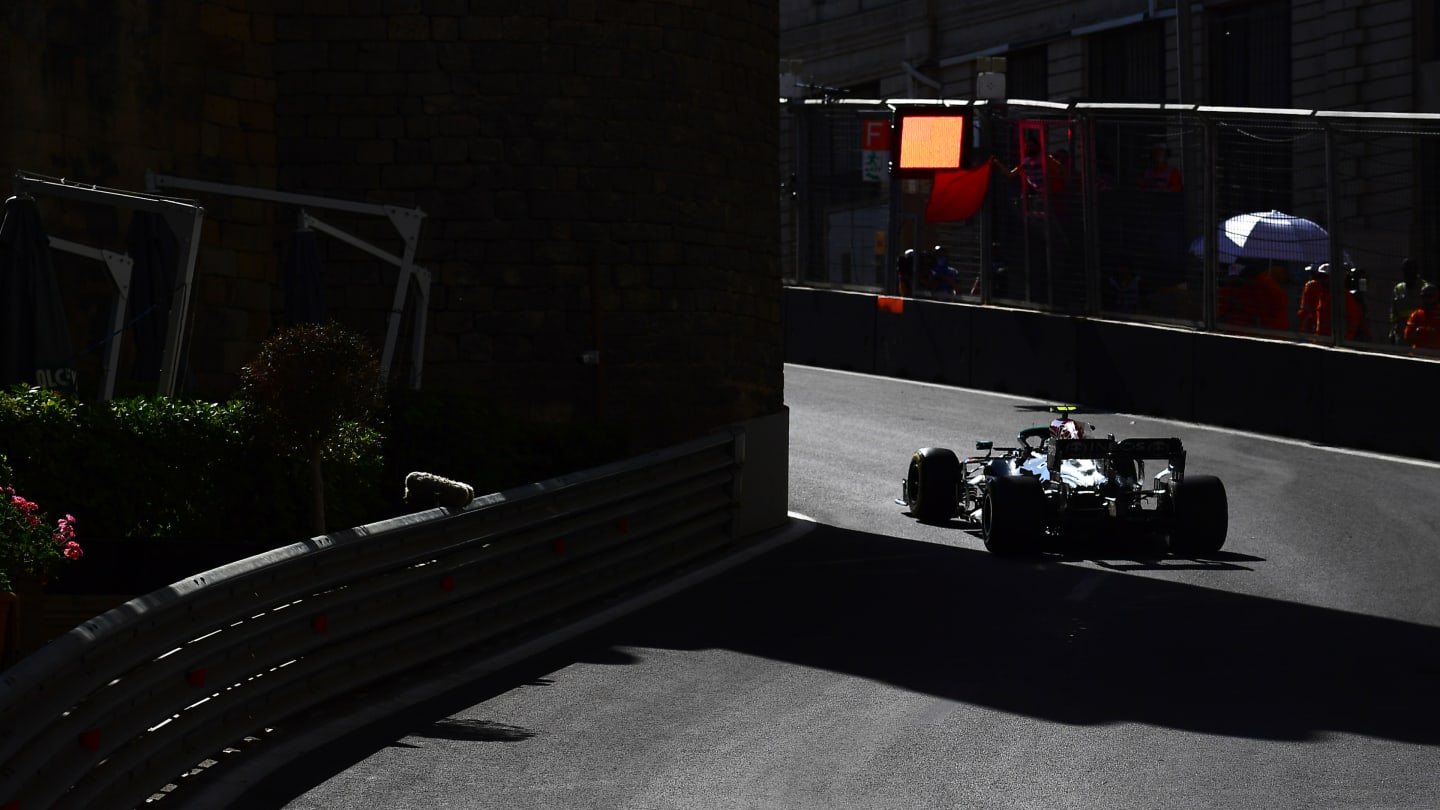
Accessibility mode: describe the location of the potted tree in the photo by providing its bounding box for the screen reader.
[239,322,385,535]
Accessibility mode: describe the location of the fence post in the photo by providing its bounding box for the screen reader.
[1324,120,1345,344]
[978,103,995,305]
[1078,109,1101,317]
[886,104,902,297]
[794,103,813,285]
[1201,112,1218,331]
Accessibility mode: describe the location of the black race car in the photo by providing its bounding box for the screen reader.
[899,407,1227,555]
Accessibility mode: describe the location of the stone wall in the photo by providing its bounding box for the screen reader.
[2,0,278,395]
[2,2,783,451]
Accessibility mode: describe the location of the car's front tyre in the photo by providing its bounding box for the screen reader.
[908,447,960,522]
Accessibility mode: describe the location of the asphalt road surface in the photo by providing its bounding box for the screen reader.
[227,363,1440,810]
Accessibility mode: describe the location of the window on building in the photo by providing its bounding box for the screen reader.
[1207,1,1292,216]
[1006,46,1048,101]
[1088,22,1166,101]
[1421,1,1440,63]
[1207,0,1290,107]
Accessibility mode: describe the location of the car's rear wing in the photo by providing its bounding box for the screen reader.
[1048,437,1186,475]
[1114,437,1184,461]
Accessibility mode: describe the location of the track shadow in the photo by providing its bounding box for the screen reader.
[597,523,1440,745]
[403,718,538,743]
[908,513,1264,571]
[225,522,1439,807]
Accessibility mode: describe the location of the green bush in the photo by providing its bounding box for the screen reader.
[0,384,384,547]
[0,380,629,594]
[0,383,629,549]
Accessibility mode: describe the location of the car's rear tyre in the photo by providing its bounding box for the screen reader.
[981,474,1044,555]
[1168,474,1228,555]
[908,447,960,522]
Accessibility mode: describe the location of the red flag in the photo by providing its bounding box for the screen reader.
[925,163,991,223]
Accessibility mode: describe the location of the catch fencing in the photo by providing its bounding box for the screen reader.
[781,98,1440,352]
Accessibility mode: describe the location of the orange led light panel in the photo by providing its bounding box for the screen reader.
[898,115,965,169]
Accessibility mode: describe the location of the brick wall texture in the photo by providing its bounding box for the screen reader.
[2,1,783,451]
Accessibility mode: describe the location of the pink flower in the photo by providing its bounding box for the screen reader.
[2,485,80,587]
[53,514,77,542]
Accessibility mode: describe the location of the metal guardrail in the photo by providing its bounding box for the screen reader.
[0,429,746,810]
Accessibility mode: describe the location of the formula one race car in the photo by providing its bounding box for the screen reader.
[899,407,1227,555]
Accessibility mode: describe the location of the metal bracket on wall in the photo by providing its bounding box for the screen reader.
[13,170,206,399]
[299,209,430,389]
[46,236,133,402]
[145,171,430,389]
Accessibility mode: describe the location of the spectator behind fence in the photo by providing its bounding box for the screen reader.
[1008,133,1048,192]
[931,245,957,289]
[1299,262,1364,339]
[1105,261,1140,313]
[1217,263,1252,328]
[1297,263,1326,334]
[1389,258,1423,344]
[1255,264,1291,330]
[1403,283,1440,351]
[917,245,961,295]
[1347,265,1372,341]
[897,248,916,296]
[1138,142,1182,192]
[1217,262,1287,331]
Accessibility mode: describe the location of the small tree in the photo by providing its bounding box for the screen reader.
[239,322,384,535]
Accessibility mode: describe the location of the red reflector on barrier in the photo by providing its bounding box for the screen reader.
[877,296,904,314]
[187,669,207,688]
[311,615,329,634]
[79,729,100,752]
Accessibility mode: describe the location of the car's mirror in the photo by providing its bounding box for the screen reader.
[975,440,993,451]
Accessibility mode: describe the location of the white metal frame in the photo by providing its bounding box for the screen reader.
[145,172,431,389]
[13,171,205,398]
[45,236,132,402]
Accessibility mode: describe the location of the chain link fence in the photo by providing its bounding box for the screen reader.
[782,98,1440,353]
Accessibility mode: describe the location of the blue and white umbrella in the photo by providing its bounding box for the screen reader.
[1192,210,1345,266]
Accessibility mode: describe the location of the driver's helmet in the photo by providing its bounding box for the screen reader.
[1049,417,1084,440]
